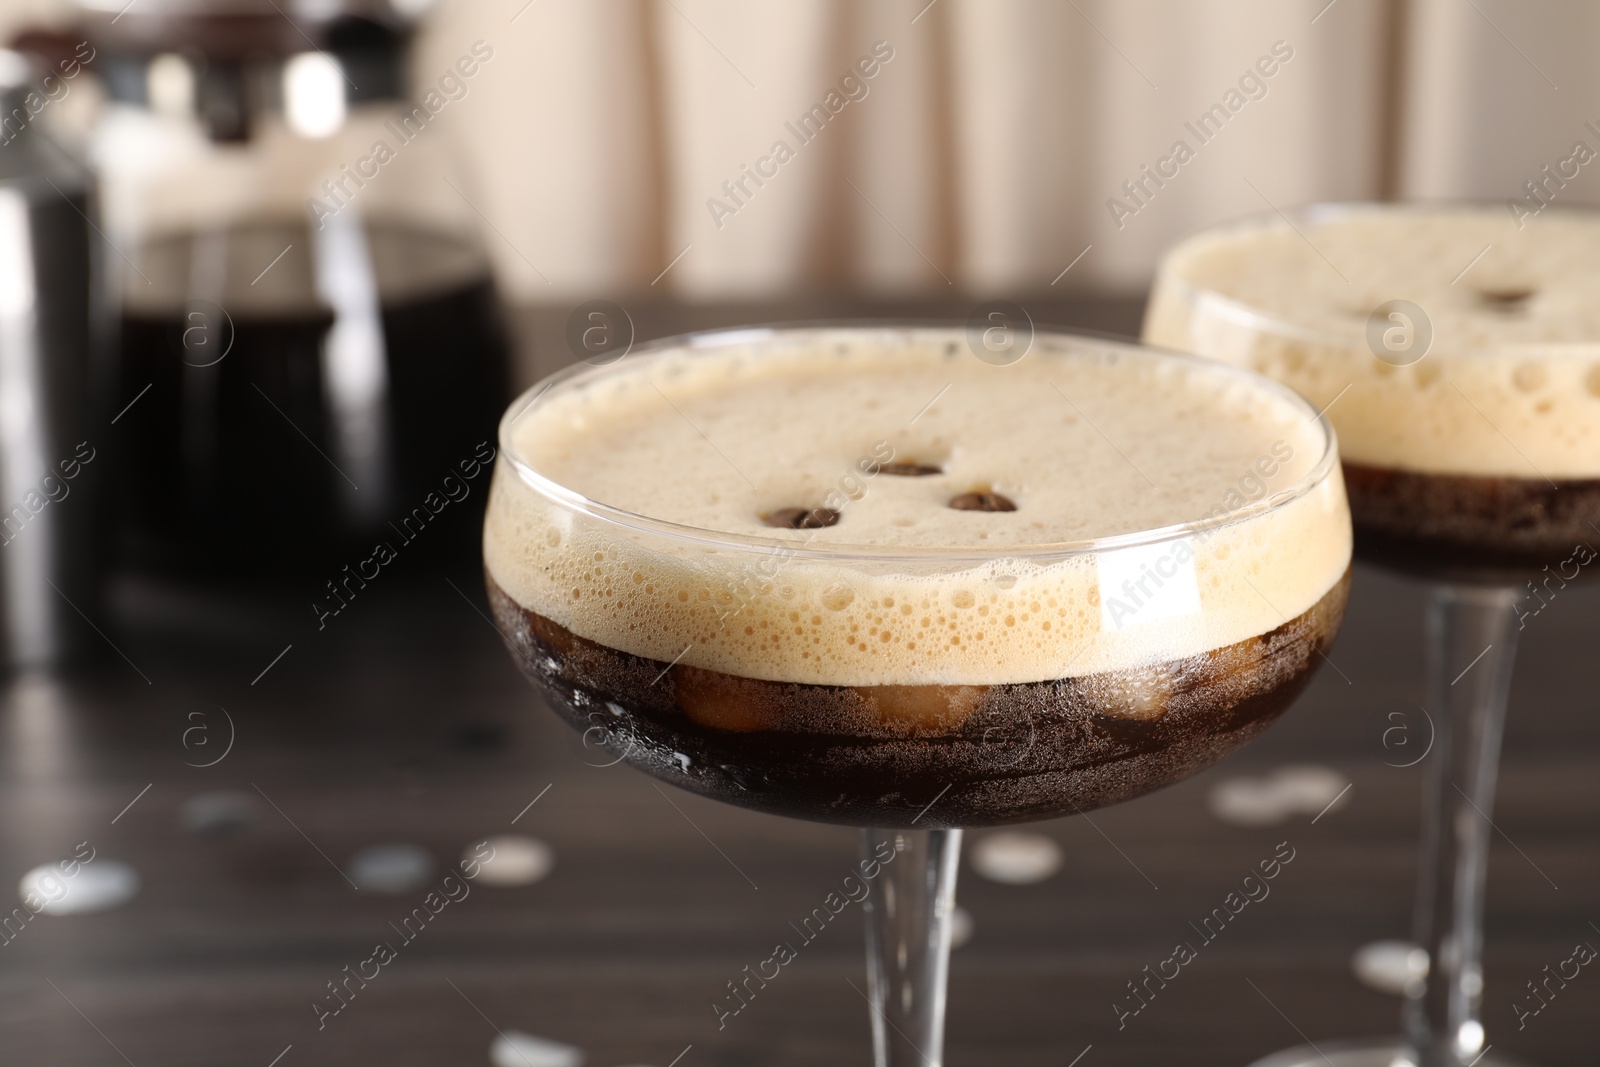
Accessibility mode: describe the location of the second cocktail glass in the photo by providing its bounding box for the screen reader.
[1148,204,1600,1067]
[482,325,1352,1063]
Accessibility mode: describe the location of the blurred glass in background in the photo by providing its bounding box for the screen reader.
[13,0,511,582]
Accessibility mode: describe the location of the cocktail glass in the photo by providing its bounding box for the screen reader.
[1147,204,1599,1067]
[483,325,1352,1064]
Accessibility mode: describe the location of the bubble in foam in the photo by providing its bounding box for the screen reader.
[819,588,857,614]
[1512,362,1547,392]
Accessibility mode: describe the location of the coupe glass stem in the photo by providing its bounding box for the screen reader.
[860,828,962,1067]
[1403,584,1521,1067]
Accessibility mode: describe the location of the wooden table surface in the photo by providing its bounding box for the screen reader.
[3,296,1597,1066]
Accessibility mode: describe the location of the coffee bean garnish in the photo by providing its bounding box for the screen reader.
[872,460,943,477]
[765,507,840,529]
[949,491,1016,512]
[1478,288,1534,310]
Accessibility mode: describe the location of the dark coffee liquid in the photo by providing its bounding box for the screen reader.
[114,222,509,576]
[487,570,1350,828]
[1344,462,1600,584]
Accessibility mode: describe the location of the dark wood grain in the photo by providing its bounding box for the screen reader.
[2,297,1596,1066]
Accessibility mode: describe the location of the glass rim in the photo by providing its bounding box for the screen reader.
[495,322,1341,563]
[1154,199,1600,358]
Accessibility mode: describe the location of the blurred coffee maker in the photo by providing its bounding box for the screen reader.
[0,49,102,667]
[39,0,511,581]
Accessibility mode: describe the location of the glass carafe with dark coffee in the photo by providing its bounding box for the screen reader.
[75,0,510,578]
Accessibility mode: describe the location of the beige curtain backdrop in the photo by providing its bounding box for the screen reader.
[416,0,1396,297]
[7,0,1600,299]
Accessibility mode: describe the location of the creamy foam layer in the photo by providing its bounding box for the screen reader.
[1145,206,1600,478]
[483,329,1350,686]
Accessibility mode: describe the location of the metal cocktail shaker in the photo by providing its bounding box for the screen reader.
[0,50,103,667]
